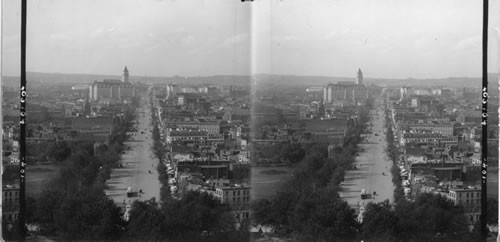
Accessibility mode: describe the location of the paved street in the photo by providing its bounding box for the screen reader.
[340,96,395,211]
[105,87,161,205]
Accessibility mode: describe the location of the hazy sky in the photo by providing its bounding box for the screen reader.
[2,0,497,78]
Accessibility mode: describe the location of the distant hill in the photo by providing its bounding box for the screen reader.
[253,74,495,89]
[1,72,251,87]
[2,72,496,90]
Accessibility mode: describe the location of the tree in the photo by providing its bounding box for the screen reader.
[46,142,72,162]
[125,198,164,240]
[394,193,471,241]
[280,143,306,164]
[35,188,66,234]
[2,165,19,185]
[158,191,235,240]
[267,190,299,228]
[487,198,498,225]
[25,196,37,225]
[53,187,125,240]
[361,200,398,240]
[291,190,358,241]
[2,219,26,240]
[251,199,273,226]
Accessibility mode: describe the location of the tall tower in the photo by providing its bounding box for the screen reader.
[356,68,363,85]
[122,66,129,83]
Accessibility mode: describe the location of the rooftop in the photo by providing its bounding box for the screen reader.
[305,119,349,132]
[403,133,444,138]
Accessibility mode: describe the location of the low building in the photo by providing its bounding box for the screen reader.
[170,120,220,135]
[401,133,458,146]
[447,188,481,225]
[402,123,454,137]
[167,130,208,144]
[302,119,350,145]
[176,161,230,180]
[3,184,20,224]
[213,184,251,223]
[71,116,114,133]
[409,162,463,183]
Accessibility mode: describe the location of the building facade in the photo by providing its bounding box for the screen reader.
[323,69,369,104]
[2,185,20,224]
[171,121,220,135]
[214,185,250,222]
[89,66,135,101]
[447,188,481,225]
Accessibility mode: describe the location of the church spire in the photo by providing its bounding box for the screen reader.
[356,68,363,85]
[122,66,129,82]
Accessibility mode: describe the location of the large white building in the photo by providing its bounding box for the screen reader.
[89,66,135,101]
[323,69,369,104]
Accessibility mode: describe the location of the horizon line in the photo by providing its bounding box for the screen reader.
[0,71,491,81]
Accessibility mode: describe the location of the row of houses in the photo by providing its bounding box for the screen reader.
[387,87,483,227]
[153,85,252,226]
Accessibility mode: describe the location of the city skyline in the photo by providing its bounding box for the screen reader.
[2,0,498,79]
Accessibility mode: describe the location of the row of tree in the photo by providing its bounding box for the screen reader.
[355,98,481,241]
[384,105,405,203]
[18,96,249,241]
[251,143,360,241]
[251,96,488,241]
[115,96,249,241]
[25,141,72,163]
[21,102,139,240]
[124,191,247,241]
[254,143,306,165]
[250,100,374,240]
[361,194,477,241]
[150,97,172,203]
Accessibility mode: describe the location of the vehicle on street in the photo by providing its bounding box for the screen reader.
[361,189,370,199]
[127,187,139,197]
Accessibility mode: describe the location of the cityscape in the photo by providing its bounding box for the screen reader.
[1,0,499,241]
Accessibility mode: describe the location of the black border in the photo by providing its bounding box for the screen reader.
[481,0,489,240]
[19,0,27,239]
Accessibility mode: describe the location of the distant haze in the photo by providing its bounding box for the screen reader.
[2,0,498,78]
[2,72,496,91]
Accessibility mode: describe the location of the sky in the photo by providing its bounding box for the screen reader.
[2,0,497,79]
